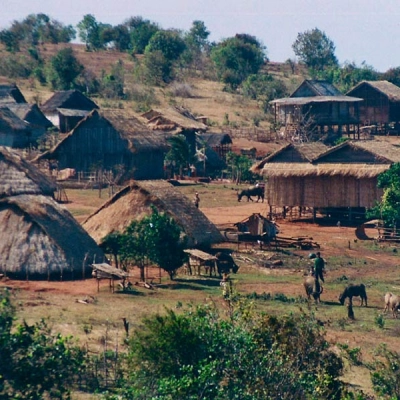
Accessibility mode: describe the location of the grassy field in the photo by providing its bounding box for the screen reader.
[3,182,400,397]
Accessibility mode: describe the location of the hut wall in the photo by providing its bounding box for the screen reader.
[266,176,382,208]
[59,114,85,133]
[0,130,31,148]
[348,84,390,124]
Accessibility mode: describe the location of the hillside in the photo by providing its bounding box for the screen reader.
[0,43,308,134]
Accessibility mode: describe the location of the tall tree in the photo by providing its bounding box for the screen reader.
[77,14,104,51]
[46,47,84,90]
[145,30,186,61]
[292,28,338,72]
[211,34,267,90]
[165,135,192,177]
[181,20,210,69]
[125,16,160,54]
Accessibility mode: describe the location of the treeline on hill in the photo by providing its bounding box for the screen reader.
[2,14,400,116]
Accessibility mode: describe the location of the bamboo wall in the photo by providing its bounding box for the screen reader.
[265,176,383,208]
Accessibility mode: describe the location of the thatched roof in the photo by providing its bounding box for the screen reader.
[141,106,207,132]
[270,95,363,106]
[0,106,31,131]
[291,80,343,97]
[83,180,223,248]
[347,80,400,102]
[0,146,56,197]
[36,109,170,160]
[7,103,53,129]
[0,84,26,104]
[41,90,99,113]
[56,108,91,117]
[253,142,328,170]
[252,140,400,178]
[199,133,232,147]
[0,194,104,279]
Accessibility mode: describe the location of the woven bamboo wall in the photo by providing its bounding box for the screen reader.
[265,177,383,208]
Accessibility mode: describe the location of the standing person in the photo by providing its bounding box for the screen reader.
[194,192,200,208]
[314,252,325,282]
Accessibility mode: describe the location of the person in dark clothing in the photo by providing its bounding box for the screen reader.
[314,252,325,282]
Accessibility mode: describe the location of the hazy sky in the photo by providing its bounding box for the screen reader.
[2,0,400,72]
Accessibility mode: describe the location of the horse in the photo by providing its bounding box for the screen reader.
[237,186,264,202]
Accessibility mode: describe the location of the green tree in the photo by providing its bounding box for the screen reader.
[0,30,20,52]
[181,20,210,70]
[100,59,125,98]
[46,47,84,90]
[226,151,257,183]
[101,232,123,269]
[145,29,186,61]
[77,14,104,51]
[165,134,192,177]
[382,66,400,87]
[124,16,160,54]
[292,27,338,72]
[211,34,267,90]
[0,290,85,399]
[368,163,400,228]
[242,73,288,112]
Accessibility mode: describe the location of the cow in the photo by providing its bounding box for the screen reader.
[237,185,264,202]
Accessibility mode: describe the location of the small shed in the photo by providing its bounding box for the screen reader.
[184,249,218,276]
[198,133,232,160]
[91,263,130,292]
[346,80,400,132]
[234,213,278,240]
[41,90,99,133]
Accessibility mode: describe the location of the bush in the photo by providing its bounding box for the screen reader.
[111,302,345,399]
[168,82,195,98]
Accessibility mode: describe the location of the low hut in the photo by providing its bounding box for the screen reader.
[0,146,104,280]
[83,180,223,248]
[251,140,400,220]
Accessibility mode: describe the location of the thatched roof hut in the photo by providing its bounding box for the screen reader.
[0,145,56,197]
[347,80,400,127]
[35,109,170,180]
[0,194,104,280]
[252,140,400,209]
[83,180,223,248]
[0,84,26,104]
[0,146,104,279]
[0,107,33,148]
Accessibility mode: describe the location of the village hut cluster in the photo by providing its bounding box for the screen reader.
[1,76,400,283]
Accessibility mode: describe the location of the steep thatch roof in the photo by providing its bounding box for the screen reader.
[199,133,232,147]
[0,146,56,197]
[253,142,328,170]
[83,180,223,248]
[252,140,400,178]
[0,106,31,131]
[7,103,53,129]
[270,95,363,106]
[347,80,400,102]
[291,80,343,97]
[0,84,26,104]
[0,194,104,279]
[36,109,170,160]
[41,90,99,113]
[141,106,207,132]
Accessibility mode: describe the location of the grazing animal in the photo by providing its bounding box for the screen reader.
[384,292,400,318]
[338,284,367,307]
[215,252,239,277]
[304,276,323,302]
[237,186,264,202]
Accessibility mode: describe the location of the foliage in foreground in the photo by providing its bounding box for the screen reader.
[105,299,345,399]
[0,289,84,399]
